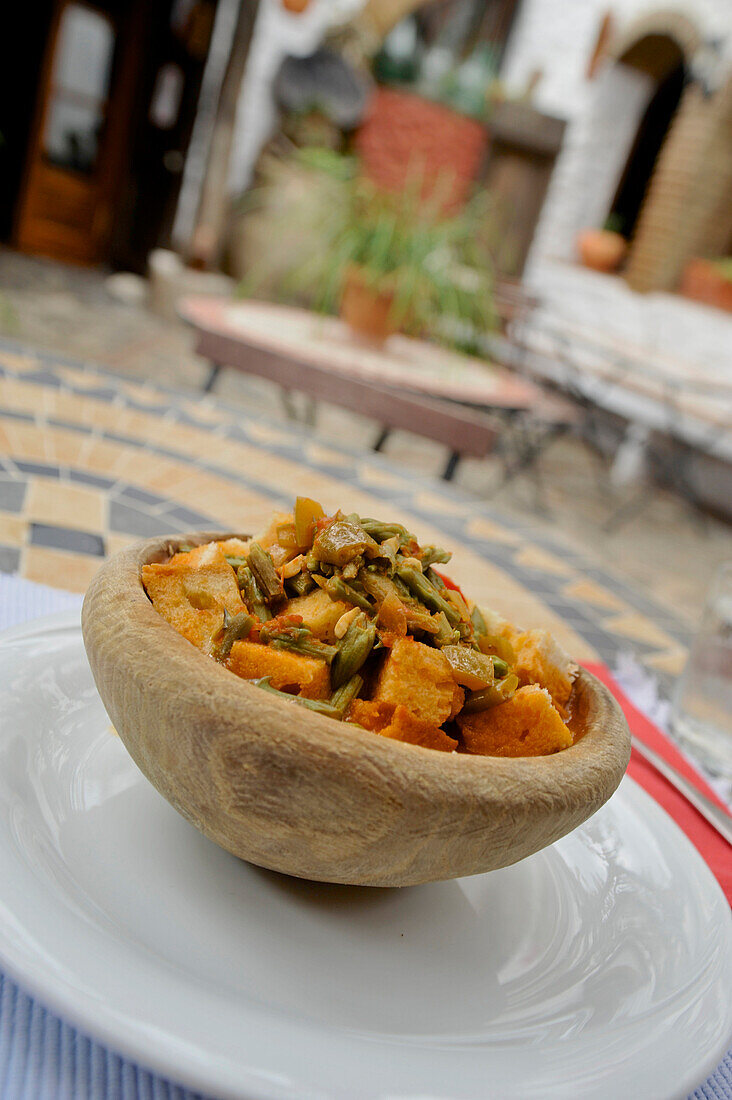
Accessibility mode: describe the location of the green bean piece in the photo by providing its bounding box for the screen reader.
[320,575,373,612]
[397,565,461,626]
[214,611,254,661]
[420,545,452,567]
[491,656,510,678]
[250,678,342,719]
[433,611,461,647]
[358,518,413,544]
[425,567,446,590]
[391,572,413,600]
[331,616,377,689]
[237,564,272,621]
[358,569,438,635]
[286,571,315,598]
[305,551,321,574]
[374,535,399,570]
[225,555,249,569]
[462,673,519,713]
[330,673,364,714]
[462,668,519,712]
[247,542,285,604]
[461,685,506,713]
[471,605,488,637]
[261,624,337,664]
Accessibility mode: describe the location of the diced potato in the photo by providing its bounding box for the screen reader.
[510,629,577,713]
[457,684,573,757]
[227,639,330,699]
[348,699,456,752]
[286,588,353,643]
[142,544,244,654]
[372,637,464,726]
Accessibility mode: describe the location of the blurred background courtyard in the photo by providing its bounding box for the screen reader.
[1,0,731,626]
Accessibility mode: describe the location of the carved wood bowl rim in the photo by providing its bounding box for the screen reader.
[81,532,632,887]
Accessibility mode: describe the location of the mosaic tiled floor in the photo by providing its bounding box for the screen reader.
[0,338,691,695]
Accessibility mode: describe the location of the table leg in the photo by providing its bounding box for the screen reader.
[203,362,223,394]
[304,396,317,428]
[280,388,298,420]
[373,427,391,453]
[443,451,461,481]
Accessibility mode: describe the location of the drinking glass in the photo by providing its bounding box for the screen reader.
[671,562,732,780]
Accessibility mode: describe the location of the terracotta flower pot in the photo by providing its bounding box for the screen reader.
[576,229,627,273]
[340,265,397,344]
[680,259,732,313]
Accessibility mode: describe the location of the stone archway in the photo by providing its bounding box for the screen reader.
[605,32,687,244]
[598,8,732,293]
[607,9,702,69]
[525,7,724,286]
[625,61,732,292]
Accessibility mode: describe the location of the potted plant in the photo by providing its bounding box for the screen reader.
[680,258,732,313]
[576,215,627,273]
[259,147,497,349]
[339,263,397,342]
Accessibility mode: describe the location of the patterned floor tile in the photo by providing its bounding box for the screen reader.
[30,523,105,557]
[0,545,20,573]
[514,545,574,578]
[0,479,27,513]
[0,514,26,547]
[413,490,472,516]
[0,342,700,691]
[109,501,186,539]
[464,516,522,545]
[602,612,680,652]
[25,479,105,534]
[563,578,628,613]
[23,545,102,591]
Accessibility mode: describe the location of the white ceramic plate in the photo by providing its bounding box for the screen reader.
[0,612,730,1100]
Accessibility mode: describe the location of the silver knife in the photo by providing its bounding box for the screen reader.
[631,735,732,847]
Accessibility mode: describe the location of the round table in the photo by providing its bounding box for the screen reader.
[0,335,727,1100]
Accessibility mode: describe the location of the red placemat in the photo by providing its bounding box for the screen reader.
[585,662,732,904]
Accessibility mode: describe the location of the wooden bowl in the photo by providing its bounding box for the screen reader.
[81,532,631,887]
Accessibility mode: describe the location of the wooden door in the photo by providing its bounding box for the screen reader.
[15,1,119,264]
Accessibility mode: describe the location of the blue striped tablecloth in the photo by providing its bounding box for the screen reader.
[0,574,729,1100]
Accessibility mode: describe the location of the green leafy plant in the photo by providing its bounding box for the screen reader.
[240,146,497,352]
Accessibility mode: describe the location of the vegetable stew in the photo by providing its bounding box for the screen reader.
[141,500,578,757]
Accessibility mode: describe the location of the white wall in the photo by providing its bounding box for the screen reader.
[529,62,653,262]
[501,0,732,123]
[505,0,732,274]
[227,0,365,196]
